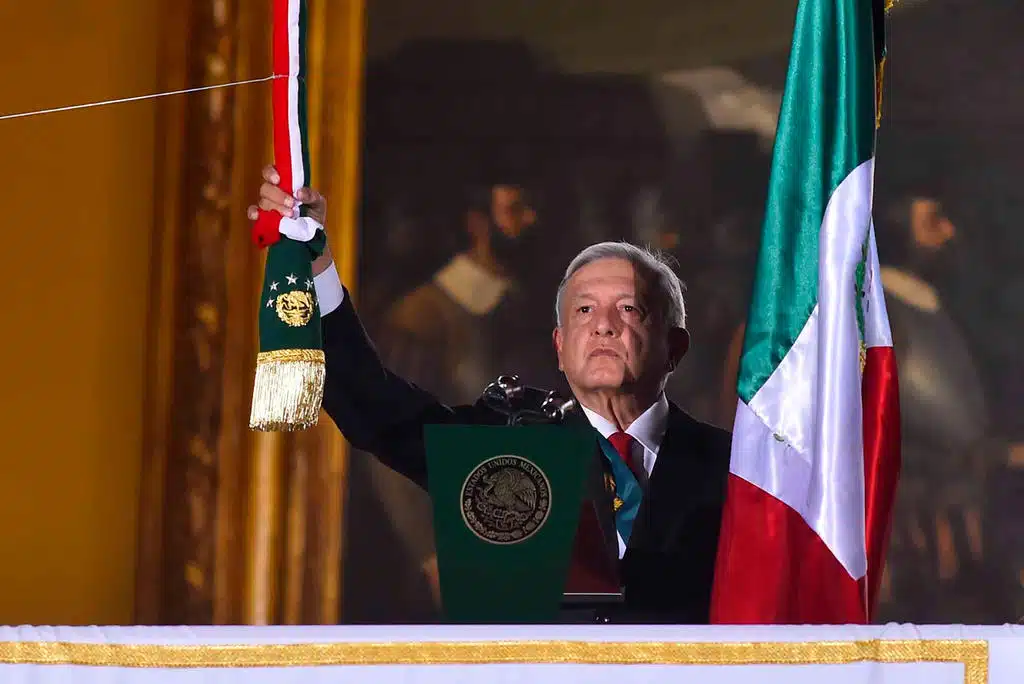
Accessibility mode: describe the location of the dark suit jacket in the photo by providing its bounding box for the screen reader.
[322,289,732,623]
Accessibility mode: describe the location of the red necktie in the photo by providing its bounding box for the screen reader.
[608,431,645,482]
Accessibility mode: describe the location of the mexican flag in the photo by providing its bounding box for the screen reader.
[249,0,328,432]
[710,0,900,623]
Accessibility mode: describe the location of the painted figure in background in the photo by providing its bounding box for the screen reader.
[871,193,1010,623]
[348,176,547,621]
[375,179,540,404]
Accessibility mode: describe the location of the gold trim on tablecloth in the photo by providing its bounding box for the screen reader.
[0,639,988,683]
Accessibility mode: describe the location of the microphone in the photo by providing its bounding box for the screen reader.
[480,374,577,425]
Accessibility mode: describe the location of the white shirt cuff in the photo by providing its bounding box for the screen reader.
[313,261,345,316]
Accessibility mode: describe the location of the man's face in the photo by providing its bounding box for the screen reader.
[910,198,956,251]
[908,197,957,280]
[553,257,674,396]
[481,184,538,270]
[490,185,536,239]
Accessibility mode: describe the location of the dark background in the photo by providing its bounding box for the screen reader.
[342,0,1024,624]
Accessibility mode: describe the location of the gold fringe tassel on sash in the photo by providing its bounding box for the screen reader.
[249,349,326,431]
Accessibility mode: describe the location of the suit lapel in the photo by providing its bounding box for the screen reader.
[625,402,699,553]
[563,402,708,559]
[561,406,620,564]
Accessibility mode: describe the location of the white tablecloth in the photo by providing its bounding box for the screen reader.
[0,623,1019,683]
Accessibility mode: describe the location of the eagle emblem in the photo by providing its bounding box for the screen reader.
[461,455,551,544]
[275,290,314,327]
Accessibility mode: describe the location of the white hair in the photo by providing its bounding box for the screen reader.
[555,241,687,329]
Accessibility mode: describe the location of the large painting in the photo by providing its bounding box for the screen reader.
[340,0,1024,624]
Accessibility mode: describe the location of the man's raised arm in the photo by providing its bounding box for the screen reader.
[247,165,455,487]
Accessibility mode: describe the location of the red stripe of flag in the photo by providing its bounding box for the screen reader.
[861,345,901,618]
[252,0,295,248]
[710,475,867,624]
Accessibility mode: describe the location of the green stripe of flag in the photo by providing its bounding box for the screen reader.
[737,0,880,403]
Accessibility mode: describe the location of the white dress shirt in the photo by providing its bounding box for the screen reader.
[313,261,345,316]
[580,394,670,557]
[313,261,671,557]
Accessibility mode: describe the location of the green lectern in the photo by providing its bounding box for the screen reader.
[423,375,622,624]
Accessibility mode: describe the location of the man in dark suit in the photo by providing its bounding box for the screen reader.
[249,165,732,623]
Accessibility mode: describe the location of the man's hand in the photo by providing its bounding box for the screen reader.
[247,164,327,224]
[247,165,333,275]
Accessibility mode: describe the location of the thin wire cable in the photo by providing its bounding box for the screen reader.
[0,74,282,122]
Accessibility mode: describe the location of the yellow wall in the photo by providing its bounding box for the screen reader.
[0,0,160,624]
